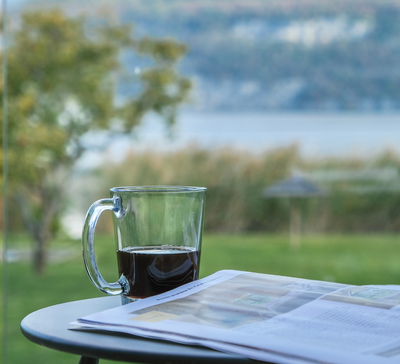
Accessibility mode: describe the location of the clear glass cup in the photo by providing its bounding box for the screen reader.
[82,186,206,303]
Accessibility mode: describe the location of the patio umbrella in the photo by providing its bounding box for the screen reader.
[262,175,326,249]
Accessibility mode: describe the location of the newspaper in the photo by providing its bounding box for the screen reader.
[71,270,400,364]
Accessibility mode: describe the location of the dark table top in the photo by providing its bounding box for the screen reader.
[20,296,259,364]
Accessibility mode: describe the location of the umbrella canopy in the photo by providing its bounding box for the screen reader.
[262,175,326,198]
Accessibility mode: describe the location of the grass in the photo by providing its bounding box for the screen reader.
[201,233,400,285]
[2,232,400,364]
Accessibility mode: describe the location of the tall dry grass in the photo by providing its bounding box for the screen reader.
[81,145,400,234]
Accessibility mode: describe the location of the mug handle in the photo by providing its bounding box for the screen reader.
[82,196,129,295]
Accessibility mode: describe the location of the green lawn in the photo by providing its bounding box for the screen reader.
[201,233,400,285]
[2,232,400,364]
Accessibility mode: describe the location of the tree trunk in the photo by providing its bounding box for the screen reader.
[14,193,55,274]
[33,237,47,274]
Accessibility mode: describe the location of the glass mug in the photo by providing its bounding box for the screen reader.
[82,186,206,303]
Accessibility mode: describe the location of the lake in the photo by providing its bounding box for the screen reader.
[79,111,400,168]
[69,111,400,237]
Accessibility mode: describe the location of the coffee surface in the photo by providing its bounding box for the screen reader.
[117,245,200,299]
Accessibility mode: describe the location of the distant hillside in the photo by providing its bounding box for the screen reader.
[16,0,400,111]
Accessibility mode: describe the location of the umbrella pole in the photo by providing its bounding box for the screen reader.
[290,199,301,250]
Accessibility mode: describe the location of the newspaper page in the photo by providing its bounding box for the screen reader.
[72,270,400,364]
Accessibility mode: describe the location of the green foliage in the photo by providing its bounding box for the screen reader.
[89,145,400,234]
[0,9,191,272]
[86,145,299,232]
[5,9,190,185]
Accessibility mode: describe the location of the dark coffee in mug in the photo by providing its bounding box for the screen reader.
[116,245,200,299]
[82,186,206,301]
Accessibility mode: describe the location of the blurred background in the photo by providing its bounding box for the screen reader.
[2,0,400,363]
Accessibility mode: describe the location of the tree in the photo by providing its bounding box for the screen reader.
[1,9,191,273]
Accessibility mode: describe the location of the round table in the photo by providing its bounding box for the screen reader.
[21,296,258,364]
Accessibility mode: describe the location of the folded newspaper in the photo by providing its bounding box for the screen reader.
[71,270,400,364]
